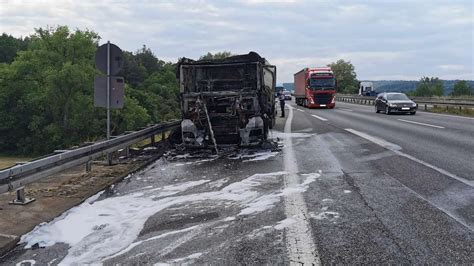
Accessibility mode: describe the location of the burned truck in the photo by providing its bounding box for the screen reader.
[176,52,276,149]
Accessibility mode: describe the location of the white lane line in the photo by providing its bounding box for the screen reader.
[397,119,445,129]
[338,108,353,112]
[283,106,320,265]
[344,128,474,188]
[297,109,305,112]
[311,114,328,121]
[420,111,474,120]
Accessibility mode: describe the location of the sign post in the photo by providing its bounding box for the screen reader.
[94,41,124,165]
[106,41,111,165]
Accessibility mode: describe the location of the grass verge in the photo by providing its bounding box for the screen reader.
[426,107,474,117]
[0,156,32,170]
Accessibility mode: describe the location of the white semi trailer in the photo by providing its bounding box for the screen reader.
[359,81,375,96]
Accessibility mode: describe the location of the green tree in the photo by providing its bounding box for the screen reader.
[199,51,232,60]
[327,59,359,94]
[0,26,182,155]
[0,33,30,63]
[414,77,444,97]
[120,46,166,88]
[0,26,101,154]
[451,80,472,96]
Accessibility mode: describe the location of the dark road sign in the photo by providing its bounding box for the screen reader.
[95,43,123,75]
[94,76,125,108]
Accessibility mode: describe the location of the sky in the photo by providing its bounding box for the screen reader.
[1,0,473,83]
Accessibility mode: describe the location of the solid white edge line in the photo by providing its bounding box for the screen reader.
[311,114,328,121]
[397,119,445,129]
[344,128,473,188]
[283,106,320,265]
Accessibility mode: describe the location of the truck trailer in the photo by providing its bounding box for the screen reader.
[176,52,276,149]
[294,67,337,108]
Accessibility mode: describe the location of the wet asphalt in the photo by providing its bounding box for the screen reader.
[2,100,473,265]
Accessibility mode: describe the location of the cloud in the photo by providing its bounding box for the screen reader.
[1,0,473,81]
[438,65,465,71]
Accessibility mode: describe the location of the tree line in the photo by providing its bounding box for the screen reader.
[0,26,181,155]
[326,59,472,97]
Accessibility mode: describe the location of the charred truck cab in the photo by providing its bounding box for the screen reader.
[177,52,276,148]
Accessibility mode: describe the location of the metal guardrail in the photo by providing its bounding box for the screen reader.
[336,95,474,110]
[0,120,180,194]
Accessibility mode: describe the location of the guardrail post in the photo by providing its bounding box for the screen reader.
[424,104,427,110]
[161,131,166,142]
[125,146,130,158]
[9,186,35,205]
[151,135,156,146]
[107,153,113,166]
[86,160,92,172]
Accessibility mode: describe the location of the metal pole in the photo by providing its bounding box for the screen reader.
[106,41,112,165]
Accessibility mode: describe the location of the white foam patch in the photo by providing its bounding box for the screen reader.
[242,152,279,162]
[274,217,297,230]
[228,150,279,162]
[22,171,321,264]
[173,153,191,159]
[170,252,203,263]
[223,216,236,221]
[208,178,229,189]
[343,190,351,194]
[310,211,340,220]
[269,131,315,139]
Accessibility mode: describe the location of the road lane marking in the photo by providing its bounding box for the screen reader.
[284,105,320,265]
[344,128,473,188]
[297,109,305,112]
[311,114,328,121]
[420,111,474,120]
[397,119,445,129]
[338,108,353,112]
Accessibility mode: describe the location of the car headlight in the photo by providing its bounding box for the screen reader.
[412,103,417,107]
[389,103,396,107]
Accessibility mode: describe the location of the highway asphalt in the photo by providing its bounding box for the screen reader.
[2,100,473,264]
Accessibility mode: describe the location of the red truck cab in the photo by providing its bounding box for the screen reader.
[294,67,337,109]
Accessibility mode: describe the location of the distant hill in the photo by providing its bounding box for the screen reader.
[280,80,473,95]
[282,82,294,92]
